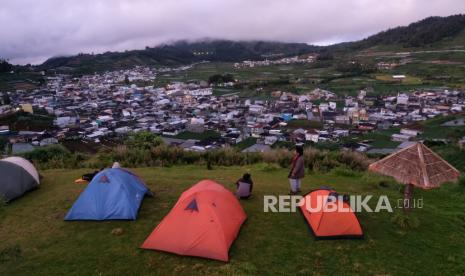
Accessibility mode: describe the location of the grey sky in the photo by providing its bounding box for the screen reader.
[1,0,464,64]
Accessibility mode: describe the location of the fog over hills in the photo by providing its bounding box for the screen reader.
[1,0,465,64]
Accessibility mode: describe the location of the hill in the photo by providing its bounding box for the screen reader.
[35,14,465,74]
[39,40,317,73]
[329,14,465,52]
[1,165,464,274]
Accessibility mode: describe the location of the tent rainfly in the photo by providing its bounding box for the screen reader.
[65,168,151,220]
[0,156,40,201]
[141,180,247,262]
[299,188,363,239]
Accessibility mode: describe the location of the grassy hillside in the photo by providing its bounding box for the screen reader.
[329,14,465,52]
[1,165,465,275]
[38,40,316,74]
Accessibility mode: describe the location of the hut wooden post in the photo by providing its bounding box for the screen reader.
[403,183,414,212]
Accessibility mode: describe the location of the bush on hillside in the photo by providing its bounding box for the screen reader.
[208,74,235,84]
[335,150,371,171]
[391,213,420,229]
[125,131,164,150]
[262,148,292,168]
[22,145,85,169]
[0,244,22,263]
[20,139,372,173]
[458,176,465,187]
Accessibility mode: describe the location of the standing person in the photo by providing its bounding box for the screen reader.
[236,173,253,199]
[288,145,305,194]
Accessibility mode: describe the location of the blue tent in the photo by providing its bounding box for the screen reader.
[65,168,151,221]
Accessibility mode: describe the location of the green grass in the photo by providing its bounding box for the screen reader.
[234,137,257,151]
[1,165,465,275]
[212,87,240,96]
[418,114,465,140]
[375,74,422,85]
[359,128,401,149]
[431,145,465,173]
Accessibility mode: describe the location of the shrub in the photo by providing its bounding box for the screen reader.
[391,212,420,229]
[23,145,70,163]
[335,150,371,171]
[125,131,163,150]
[207,148,251,166]
[0,244,22,263]
[22,145,77,169]
[458,175,465,187]
[19,139,373,173]
[262,148,292,167]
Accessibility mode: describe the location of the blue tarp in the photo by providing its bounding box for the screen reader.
[65,168,150,221]
[281,113,293,122]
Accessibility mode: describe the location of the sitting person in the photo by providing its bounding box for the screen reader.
[236,173,253,199]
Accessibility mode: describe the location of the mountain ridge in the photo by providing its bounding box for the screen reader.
[38,40,318,72]
[327,14,465,52]
[7,14,465,72]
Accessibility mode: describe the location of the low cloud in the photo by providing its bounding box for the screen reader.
[1,0,464,64]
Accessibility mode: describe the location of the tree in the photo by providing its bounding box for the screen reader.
[208,74,235,84]
[317,51,334,61]
[0,59,13,73]
[2,93,11,105]
[0,136,7,153]
[125,131,164,150]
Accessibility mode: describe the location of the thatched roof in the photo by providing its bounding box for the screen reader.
[368,142,460,189]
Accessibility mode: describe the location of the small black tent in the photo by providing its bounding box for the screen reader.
[0,157,40,201]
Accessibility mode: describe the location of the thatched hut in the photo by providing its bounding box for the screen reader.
[369,142,460,210]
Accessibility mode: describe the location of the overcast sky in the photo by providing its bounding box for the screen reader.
[1,0,464,65]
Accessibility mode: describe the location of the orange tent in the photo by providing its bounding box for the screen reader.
[299,189,363,239]
[141,180,247,262]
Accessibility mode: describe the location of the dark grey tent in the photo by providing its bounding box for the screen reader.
[0,157,40,201]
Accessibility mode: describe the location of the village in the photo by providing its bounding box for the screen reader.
[233,54,316,68]
[3,4,465,274]
[0,65,464,156]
